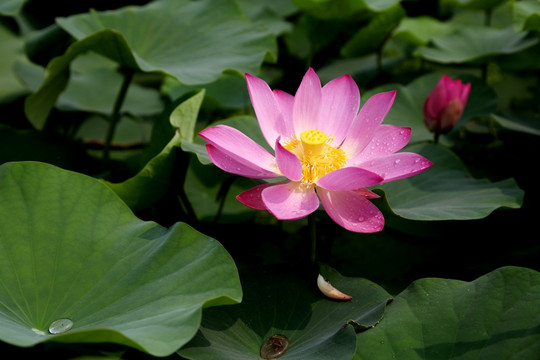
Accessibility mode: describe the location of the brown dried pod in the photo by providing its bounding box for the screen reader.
[260,334,290,359]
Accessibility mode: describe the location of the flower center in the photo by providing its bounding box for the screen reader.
[283,129,347,184]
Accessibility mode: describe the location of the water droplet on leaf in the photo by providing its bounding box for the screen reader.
[48,318,73,334]
[260,334,289,359]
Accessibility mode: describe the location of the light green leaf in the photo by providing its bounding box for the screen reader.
[0,161,241,356]
[376,143,524,220]
[25,0,276,130]
[17,54,163,116]
[392,16,456,46]
[55,0,277,84]
[414,26,538,64]
[354,266,540,360]
[178,264,392,360]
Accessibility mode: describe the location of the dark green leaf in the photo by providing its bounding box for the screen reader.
[178,264,392,360]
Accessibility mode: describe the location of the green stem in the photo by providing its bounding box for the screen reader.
[103,68,135,162]
[308,213,317,263]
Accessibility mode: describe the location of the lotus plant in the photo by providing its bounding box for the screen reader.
[199,68,432,233]
[424,74,471,141]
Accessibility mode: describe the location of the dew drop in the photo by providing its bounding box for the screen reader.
[393,159,401,166]
[48,318,73,335]
[260,334,290,359]
[357,216,365,222]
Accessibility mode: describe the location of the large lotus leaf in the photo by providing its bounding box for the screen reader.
[55,0,277,84]
[0,161,242,356]
[366,71,498,144]
[16,54,163,116]
[376,143,524,220]
[25,0,276,130]
[391,16,457,46]
[354,266,540,360]
[414,26,538,64]
[513,0,540,32]
[104,89,205,212]
[178,264,392,360]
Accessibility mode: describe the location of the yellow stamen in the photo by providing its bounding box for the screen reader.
[283,129,347,184]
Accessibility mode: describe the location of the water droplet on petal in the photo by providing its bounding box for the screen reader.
[393,159,401,166]
[357,216,365,222]
[260,334,290,359]
[48,318,73,334]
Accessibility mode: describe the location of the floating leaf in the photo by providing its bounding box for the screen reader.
[414,26,538,64]
[392,16,456,46]
[0,161,241,356]
[55,0,277,84]
[354,266,540,360]
[376,143,524,220]
[178,264,392,360]
[25,0,276,129]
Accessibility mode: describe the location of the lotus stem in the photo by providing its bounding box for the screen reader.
[103,67,135,162]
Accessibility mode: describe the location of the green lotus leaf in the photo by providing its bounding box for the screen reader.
[376,143,524,220]
[354,266,540,359]
[16,54,163,117]
[414,26,538,64]
[55,0,276,83]
[392,16,456,46]
[178,264,392,360]
[25,0,276,130]
[0,161,242,356]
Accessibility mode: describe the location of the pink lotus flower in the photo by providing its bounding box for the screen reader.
[424,74,471,136]
[199,68,432,232]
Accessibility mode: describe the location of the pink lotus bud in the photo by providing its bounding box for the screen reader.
[423,74,471,135]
